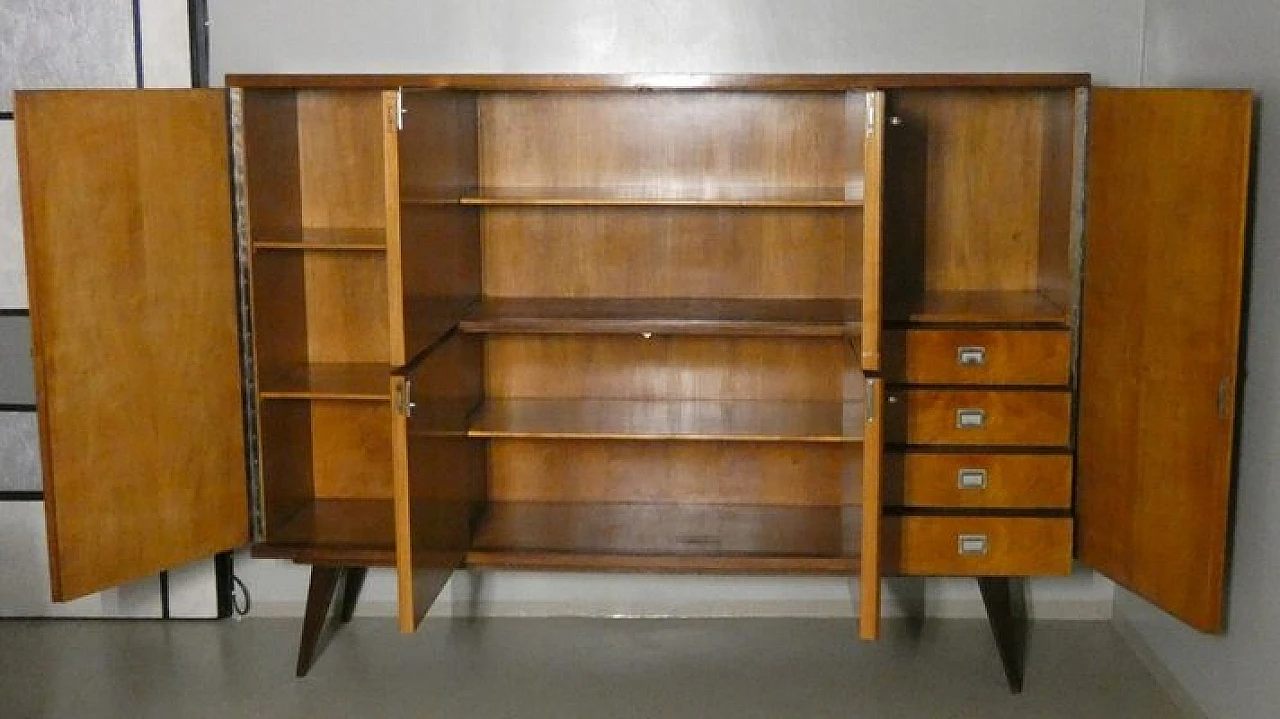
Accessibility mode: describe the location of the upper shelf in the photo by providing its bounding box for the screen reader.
[252,227,386,251]
[451,186,863,208]
[460,298,862,337]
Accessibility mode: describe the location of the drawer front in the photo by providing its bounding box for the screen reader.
[885,452,1073,509]
[885,389,1071,446]
[884,329,1072,386]
[884,516,1073,576]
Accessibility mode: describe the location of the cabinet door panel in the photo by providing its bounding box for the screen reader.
[16,90,247,600]
[391,335,485,632]
[861,92,886,371]
[859,377,884,639]
[1078,89,1252,632]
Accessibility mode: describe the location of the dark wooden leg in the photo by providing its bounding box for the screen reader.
[977,576,1028,694]
[296,566,343,677]
[338,567,368,623]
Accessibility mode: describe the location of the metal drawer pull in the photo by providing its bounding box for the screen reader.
[957,534,989,556]
[955,408,986,429]
[957,468,989,490]
[956,345,987,366]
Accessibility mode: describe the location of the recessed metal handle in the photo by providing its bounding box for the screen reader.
[956,345,987,366]
[957,534,989,556]
[957,468,988,490]
[955,408,986,429]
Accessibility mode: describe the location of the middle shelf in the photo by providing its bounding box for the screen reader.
[466,400,866,442]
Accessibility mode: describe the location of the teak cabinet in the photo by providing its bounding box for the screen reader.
[16,75,1251,682]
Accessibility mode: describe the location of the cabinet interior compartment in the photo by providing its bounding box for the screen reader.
[468,334,866,571]
[243,87,400,558]
[256,399,396,561]
[882,88,1078,326]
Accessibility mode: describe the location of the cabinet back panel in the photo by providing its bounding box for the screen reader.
[249,252,309,376]
[251,252,390,366]
[259,400,394,518]
[489,439,859,507]
[478,92,863,190]
[486,336,862,401]
[258,401,315,536]
[297,90,389,230]
[482,208,861,299]
[883,90,1075,297]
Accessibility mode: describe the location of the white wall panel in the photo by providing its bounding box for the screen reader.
[0,501,162,617]
[209,0,1145,84]
[0,0,136,112]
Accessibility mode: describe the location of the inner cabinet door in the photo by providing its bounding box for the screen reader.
[861,91,886,371]
[859,376,885,640]
[389,88,484,632]
[1077,88,1252,632]
[390,337,485,632]
[16,90,248,600]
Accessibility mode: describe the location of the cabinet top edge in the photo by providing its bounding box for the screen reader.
[224,72,1092,91]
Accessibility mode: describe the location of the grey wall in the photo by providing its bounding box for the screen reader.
[1114,1,1280,717]
[208,0,1145,619]
[210,0,1145,83]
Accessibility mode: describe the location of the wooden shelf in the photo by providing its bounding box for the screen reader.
[456,186,863,207]
[253,499,396,565]
[467,502,861,573]
[891,291,1070,326]
[252,227,386,251]
[258,362,390,400]
[469,400,865,442]
[460,298,862,337]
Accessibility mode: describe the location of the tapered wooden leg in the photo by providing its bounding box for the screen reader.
[977,576,1028,694]
[296,566,343,677]
[338,567,368,623]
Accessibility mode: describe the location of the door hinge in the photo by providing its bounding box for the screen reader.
[865,378,877,424]
[395,379,415,417]
[865,95,876,136]
[395,88,405,131]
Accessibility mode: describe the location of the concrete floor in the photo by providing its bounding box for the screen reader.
[0,618,1184,718]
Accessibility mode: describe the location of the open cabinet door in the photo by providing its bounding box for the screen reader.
[1078,89,1252,631]
[390,334,485,632]
[16,90,248,600]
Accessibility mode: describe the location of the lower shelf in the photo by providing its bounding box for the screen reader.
[254,499,396,566]
[467,502,863,574]
[254,500,863,574]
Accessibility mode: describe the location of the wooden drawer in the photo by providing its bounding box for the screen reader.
[885,389,1071,447]
[883,329,1071,386]
[884,452,1073,509]
[884,516,1073,576]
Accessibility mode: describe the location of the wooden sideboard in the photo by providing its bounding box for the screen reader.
[15,75,1252,689]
